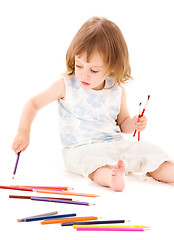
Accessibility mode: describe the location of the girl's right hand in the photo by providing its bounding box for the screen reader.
[12,130,30,154]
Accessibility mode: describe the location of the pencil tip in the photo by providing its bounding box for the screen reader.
[12,174,15,179]
[144,227,151,231]
[148,95,150,100]
[89,203,95,206]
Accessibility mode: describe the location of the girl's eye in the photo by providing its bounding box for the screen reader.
[91,69,98,73]
[76,64,82,68]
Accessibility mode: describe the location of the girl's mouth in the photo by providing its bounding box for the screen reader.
[81,81,90,86]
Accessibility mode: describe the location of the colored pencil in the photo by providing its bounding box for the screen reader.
[9,195,73,201]
[30,197,94,206]
[61,219,128,227]
[1,185,99,198]
[11,187,63,192]
[23,213,77,222]
[34,189,100,198]
[138,102,142,141]
[133,95,150,141]
[17,211,59,222]
[12,151,21,179]
[11,185,73,191]
[73,225,150,229]
[41,216,98,225]
[0,185,33,192]
[76,227,149,231]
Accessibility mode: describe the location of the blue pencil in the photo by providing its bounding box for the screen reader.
[23,213,77,222]
[12,151,21,179]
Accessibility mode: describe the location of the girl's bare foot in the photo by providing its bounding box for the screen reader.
[108,160,125,191]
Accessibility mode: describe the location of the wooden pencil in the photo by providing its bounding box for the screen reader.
[133,95,150,140]
[12,151,21,179]
[11,185,73,191]
[41,216,98,225]
[35,189,100,198]
[24,213,77,222]
[9,195,73,201]
[30,197,94,206]
[76,227,149,231]
[1,185,99,198]
[0,185,33,192]
[10,187,63,192]
[73,224,150,229]
[17,211,59,222]
[61,219,128,227]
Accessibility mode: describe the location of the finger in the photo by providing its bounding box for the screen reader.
[12,144,20,154]
[136,125,146,131]
[21,145,28,152]
[139,116,147,122]
[14,145,26,154]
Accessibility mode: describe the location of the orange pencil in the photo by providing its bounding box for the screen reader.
[34,189,100,198]
[41,216,98,225]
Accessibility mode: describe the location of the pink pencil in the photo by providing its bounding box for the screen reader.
[76,227,149,231]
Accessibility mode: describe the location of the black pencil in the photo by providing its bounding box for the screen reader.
[61,220,129,226]
[12,151,21,179]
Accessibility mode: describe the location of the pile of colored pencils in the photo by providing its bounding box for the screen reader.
[17,211,150,232]
[0,185,150,231]
[0,185,98,206]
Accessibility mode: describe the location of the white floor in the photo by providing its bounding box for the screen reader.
[0,145,174,240]
[1,1,174,239]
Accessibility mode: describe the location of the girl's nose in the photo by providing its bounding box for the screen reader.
[82,69,90,80]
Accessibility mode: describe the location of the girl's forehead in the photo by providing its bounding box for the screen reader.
[75,52,104,66]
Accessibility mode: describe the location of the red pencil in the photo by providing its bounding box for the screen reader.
[0,185,33,192]
[133,95,150,141]
[11,185,73,191]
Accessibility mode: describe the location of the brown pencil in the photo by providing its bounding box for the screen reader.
[9,195,73,201]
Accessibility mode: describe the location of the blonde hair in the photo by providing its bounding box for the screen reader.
[66,17,132,87]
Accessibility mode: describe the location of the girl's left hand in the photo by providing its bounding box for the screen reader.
[134,115,147,132]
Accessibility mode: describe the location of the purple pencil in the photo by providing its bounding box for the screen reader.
[30,197,94,206]
[12,152,21,179]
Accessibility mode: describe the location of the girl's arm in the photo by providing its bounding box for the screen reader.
[12,78,65,154]
[117,87,147,134]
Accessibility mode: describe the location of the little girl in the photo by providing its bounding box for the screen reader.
[12,17,174,191]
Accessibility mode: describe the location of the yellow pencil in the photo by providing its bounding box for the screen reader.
[73,225,150,229]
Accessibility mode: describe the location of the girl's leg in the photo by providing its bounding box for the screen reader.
[89,160,125,192]
[148,161,174,183]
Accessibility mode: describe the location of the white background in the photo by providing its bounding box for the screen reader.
[0,1,174,240]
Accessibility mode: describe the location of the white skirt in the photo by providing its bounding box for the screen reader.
[62,140,173,178]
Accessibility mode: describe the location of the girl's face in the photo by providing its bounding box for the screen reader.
[75,52,108,90]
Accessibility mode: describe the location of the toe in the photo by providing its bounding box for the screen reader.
[118,160,125,168]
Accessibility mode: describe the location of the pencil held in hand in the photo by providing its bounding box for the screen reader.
[133,95,150,140]
[12,152,21,179]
